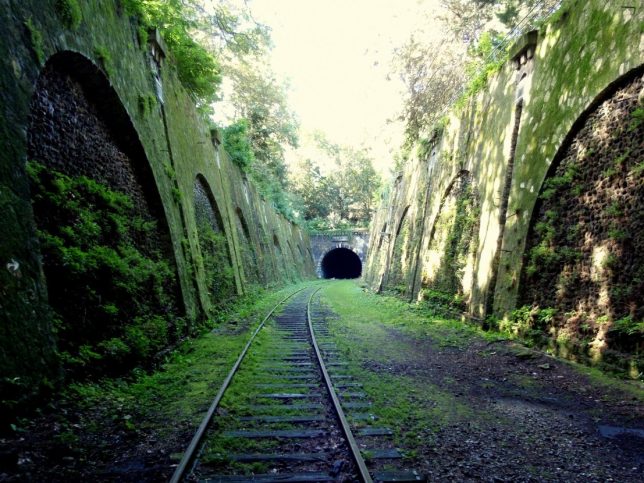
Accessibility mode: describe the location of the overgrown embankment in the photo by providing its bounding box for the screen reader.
[0,0,315,416]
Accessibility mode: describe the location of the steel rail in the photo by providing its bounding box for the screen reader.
[306,287,373,483]
[169,286,308,483]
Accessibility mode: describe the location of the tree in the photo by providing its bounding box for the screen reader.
[395,0,561,143]
[395,36,467,143]
[123,0,222,103]
[290,133,381,229]
[290,159,332,221]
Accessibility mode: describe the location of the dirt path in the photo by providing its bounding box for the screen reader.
[320,281,644,482]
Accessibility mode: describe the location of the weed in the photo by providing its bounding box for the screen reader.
[610,316,644,336]
[55,0,82,29]
[24,18,45,65]
[27,161,179,377]
[137,25,148,47]
[163,163,176,181]
[629,107,644,131]
[137,93,157,117]
[631,161,644,176]
[94,45,113,77]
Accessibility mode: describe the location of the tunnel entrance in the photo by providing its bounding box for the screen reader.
[321,248,362,279]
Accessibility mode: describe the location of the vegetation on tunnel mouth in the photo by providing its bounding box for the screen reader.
[321,247,362,279]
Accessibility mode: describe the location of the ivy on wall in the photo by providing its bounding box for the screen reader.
[27,161,182,377]
[196,223,235,306]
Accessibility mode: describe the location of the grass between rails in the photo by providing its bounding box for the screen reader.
[56,281,318,442]
[194,285,334,473]
[199,322,315,475]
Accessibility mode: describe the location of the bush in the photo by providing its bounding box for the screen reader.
[122,0,221,102]
[27,161,179,377]
[222,119,254,170]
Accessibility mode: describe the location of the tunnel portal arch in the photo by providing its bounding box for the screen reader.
[320,246,362,279]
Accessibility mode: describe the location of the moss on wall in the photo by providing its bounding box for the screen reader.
[0,0,314,412]
[365,0,643,374]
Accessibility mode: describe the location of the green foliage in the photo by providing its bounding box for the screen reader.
[525,232,582,278]
[163,162,176,181]
[432,181,478,295]
[605,201,623,217]
[540,165,578,200]
[24,18,45,65]
[55,0,82,30]
[459,31,507,101]
[93,45,113,77]
[290,133,381,229]
[137,25,148,47]
[172,187,182,204]
[137,93,157,117]
[27,161,179,377]
[608,225,628,241]
[222,119,255,170]
[630,161,644,176]
[610,316,644,336]
[121,0,221,102]
[220,56,302,222]
[196,224,236,306]
[505,305,557,343]
[220,119,301,222]
[629,107,644,131]
[420,288,466,318]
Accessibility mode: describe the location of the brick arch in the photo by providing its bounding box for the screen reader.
[29,52,165,221]
[385,205,412,291]
[195,174,226,233]
[26,51,183,371]
[235,206,260,283]
[194,175,235,306]
[420,170,479,305]
[519,66,644,362]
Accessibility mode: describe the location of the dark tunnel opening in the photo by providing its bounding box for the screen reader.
[321,248,362,279]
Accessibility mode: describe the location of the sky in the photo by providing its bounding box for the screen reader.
[245,0,444,175]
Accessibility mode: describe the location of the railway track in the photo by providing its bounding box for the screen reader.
[170,286,423,482]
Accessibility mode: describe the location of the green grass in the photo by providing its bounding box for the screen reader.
[322,280,504,351]
[60,281,317,432]
[319,280,483,450]
[323,280,644,403]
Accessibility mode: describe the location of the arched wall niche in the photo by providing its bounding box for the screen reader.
[29,52,164,222]
[26,51,184,374]
[195,174,226,234]
[193,175,236,306]
[386,205,412,292]
[235,207,252,241]
[235,206,260,283]
[377,222,387,250]
[420,170,479,307]
[518,66,644,361]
